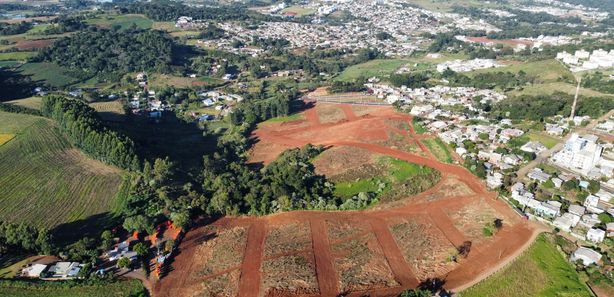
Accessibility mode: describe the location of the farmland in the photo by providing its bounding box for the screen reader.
[6,97,42,110]
[0,279,146,297]
[0,111,123,231]
[0,51,36,61]
[17,62,83,88]
[461,234,591,297]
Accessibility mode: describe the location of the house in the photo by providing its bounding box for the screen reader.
[502,154,522,166]
[585,195,605,214]
[22,264,48,278]
[533,201,560,218]
[521,141,547,154]
[553,213,580,232]
[202,99,215,107]
[587,228,606,243]
[552,177,563,188]
[571,247,601,266]
[606,222,614,237]
[486,172,503,189]
[527,168,551,183]
[47,262,82,279]
[568,205,586,217]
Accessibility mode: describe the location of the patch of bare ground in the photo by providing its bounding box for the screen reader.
[351,105,382,117]
[332,233,399,292]
[425,177,474,202]
[316,104,346,124]
[196,226,248,276]
[326,219,370,242]
[249,141,292,165]
[262,253,319,296]
[264,221,311,257]
[389,216,458,280]
[189,270,241,297]
[447,199,514,244]
[375,130,420,154]
[313,146,378,177]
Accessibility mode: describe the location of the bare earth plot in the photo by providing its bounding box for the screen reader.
[154,102,536,297]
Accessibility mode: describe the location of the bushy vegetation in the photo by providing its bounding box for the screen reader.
[0,221,54,255]
[120,0,277,22]
[444,69,533,90]
[0,279,146,297]
[41,95,140,170]
[492,92,614,120]
[0,21,32,36]
[37,28,176,75]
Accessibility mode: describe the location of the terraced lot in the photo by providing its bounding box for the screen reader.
[0,111,123,229]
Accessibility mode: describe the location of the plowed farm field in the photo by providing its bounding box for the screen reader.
[154,102,536,297]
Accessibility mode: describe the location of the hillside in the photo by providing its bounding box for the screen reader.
[0,111,124,231]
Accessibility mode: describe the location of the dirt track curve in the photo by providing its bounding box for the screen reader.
[154,102,536,297]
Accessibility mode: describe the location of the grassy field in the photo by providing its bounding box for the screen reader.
[422,138,453,163]
[0,279,145,297]
[334,157,439,200]
[90,100,126,122]
[260,113,303,124]
[86,14,153,30]
[469,59,574,83]
[0,60,19,67]
[408,0,496,12]
[412,118,427,134]
[509,82,614,98]
[0,133,15,146]
[0,51,36,61]
[461,234,591,297]
[526,131,560,149]
[0,111,123,230]
[335,59,409,82]
[6,97,42,110]
[18,63,82,88]
[281,6,315,16]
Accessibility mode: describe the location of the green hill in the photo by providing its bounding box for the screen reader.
[0,111,124,231]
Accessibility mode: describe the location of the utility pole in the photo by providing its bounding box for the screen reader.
[570,76,581,120]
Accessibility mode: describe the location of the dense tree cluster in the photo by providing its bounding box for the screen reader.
[582,72,614,94]
[0,68,34,101]
[43,15,87,34]
[37,28,176,74]
[492,92,614,120]
[197,23,225,40]
[0,102,41,116]
[230,96,292,125]
[41,95,140,170]
[389,72,430,88]
[443,69,534,90]
[329,79,368,93]
[0,21,32,35]
[0,221,54,255]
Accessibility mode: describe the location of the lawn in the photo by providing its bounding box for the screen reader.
[461,234,591,297]
[0,112,123,232]
[422,138,453,163]
[0,51,36,61]
[18,62,83,88]
[0,279,145,297]
[526,131,560,149]
[334,156,439,200]
[335,59,409,82]
[86,14,153,30]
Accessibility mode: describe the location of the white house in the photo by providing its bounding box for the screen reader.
[586,228,606,243]
[571,247,601,266]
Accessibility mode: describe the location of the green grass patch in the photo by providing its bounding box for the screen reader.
[334,156,440,201]
[0,279,145,297]
[17,62,83,88]
[281,6,315,16]
[526,131,559,149]
[335,59,409,82]
[509,82,614,98]
[412,117,427,134]
[0,60,19,67]
[260,113,303,124]
[0,254,31,278]
[468,59,573,83]
[422,138,453,163]
[0,112,123,231]
[0,51,36,61]
[461,234,591,297]
[85,14,153,30]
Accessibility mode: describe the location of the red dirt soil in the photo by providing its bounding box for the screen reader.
[15,39,55,50]
[154,102,536,297]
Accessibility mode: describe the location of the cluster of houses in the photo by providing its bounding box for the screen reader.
[436,58,505,73]
[515,0,608,22]
[556,49,614,72]
[22,261,84,279]
[194,90,242,122]
[367,84,506,107]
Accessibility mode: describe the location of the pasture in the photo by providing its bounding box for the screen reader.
[461,234,591,297]
[17,62,83,88]
[468,59,574,83]
[0,51,36,61]
[0,111,123,230]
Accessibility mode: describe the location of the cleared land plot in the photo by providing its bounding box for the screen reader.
[148,74,223,88]
[389,216,458,280]
[327,219,370,242]
[332,233,399,292]
[425,177,473,202]
[314,146,378,178]
[509,82,614,98]
[264,222,312,257]
[461,234,591,297]
[262,253,319,296]
[86,14,153,29]
[281,6,315,16]
[447,199,511,244]
[0,112,122,229]
[422,138,453,163]
[316,103,346,123]
[195,226,247,276]
[194,270,241,297]
[526,131,559,149]
[0,279,145,297]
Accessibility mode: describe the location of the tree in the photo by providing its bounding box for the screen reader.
[133,242,149,257]
[170,211,190,230]
[588,180,600,194]
[123,215,153,234]
[117,257,131,269]
[399,288,431,297]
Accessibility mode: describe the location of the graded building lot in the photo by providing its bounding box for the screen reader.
[155,101,537,297]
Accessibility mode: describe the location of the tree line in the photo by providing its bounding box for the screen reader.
[0,21,32,35]
[491,92,614,120]
[36,27,176,75]
[41,95,140,171]
[0,221,54,255]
